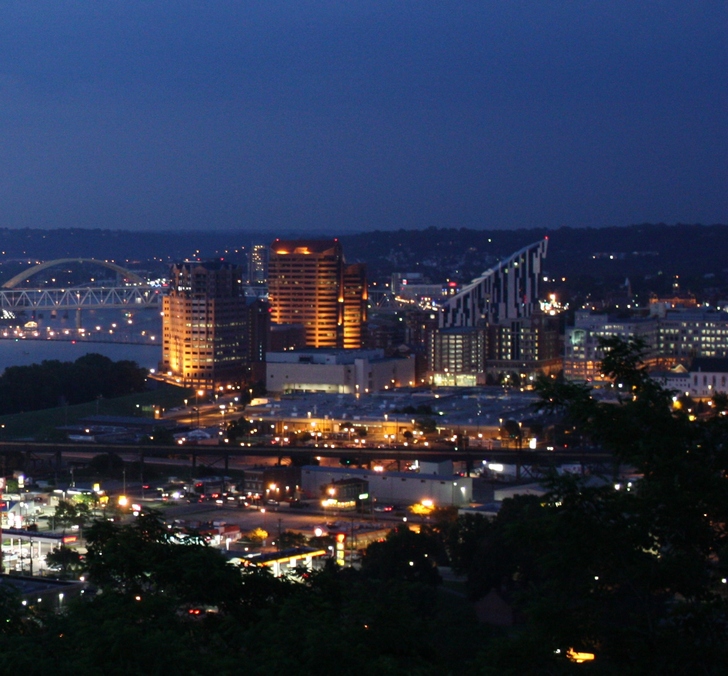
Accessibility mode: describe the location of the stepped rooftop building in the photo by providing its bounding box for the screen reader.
[441,238,548,328]
[430,238,558,385]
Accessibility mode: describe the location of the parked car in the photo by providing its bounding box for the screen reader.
[373,504,395,513]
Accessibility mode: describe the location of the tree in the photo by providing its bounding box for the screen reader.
[84,510,246,613]
[0,354,147,416]
[140,426,176,445]
[246,527,269,546]
[88,452,125,475]
[711,391,728,415]
[278,530,308,549]
[225,416,253,443]
[362,524,442,586]
[414,416,437,434]
[52,500,78,530]
[474,337,728,671]
[499,419,522,448]
[51,498,93,533]
[45,545,83,579]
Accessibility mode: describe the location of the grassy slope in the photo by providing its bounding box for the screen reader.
[0,384,192,440]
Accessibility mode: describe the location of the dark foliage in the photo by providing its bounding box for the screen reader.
[456,337,728,672]
[0,510,493,675]
[0,353,147,414]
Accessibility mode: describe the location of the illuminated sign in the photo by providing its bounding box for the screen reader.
[335,532,346,566]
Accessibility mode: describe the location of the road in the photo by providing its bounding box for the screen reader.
[156,499,400,537]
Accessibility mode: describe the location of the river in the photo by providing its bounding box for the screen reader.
[0,307,161,372]
[0,339,161,372]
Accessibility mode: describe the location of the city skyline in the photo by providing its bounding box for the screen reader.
[0,2,724,233]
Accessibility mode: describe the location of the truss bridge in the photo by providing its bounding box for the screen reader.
[0,286,161,311]
[0,258,162,310]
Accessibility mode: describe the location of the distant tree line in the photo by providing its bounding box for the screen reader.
[0,353,147,414]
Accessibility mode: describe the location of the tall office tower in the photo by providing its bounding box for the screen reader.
[342,262,367,348]
[268,239,367,349]
[248,243,269,285]
[161,261,248,387]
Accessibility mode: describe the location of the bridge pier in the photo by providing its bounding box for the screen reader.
[76,308,82,329]
[139,450,145,494]
[220,461,227,496]
[465,451,473,477]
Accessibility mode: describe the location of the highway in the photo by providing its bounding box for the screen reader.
[0,439,614,466]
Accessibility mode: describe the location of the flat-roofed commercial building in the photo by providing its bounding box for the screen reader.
[266,348,415,394]
[565,309,728,382]
[268,239,366,349]
[300,465,473,507]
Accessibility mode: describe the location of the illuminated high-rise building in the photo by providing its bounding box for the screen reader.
[268,239,367,349]
[441,238,548,328]
[161,261,249,387]
[430,239,557,385]
[247,243,268,285]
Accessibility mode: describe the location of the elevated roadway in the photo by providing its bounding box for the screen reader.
[0,440,616,478]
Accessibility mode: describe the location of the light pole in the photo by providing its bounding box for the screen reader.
[195,388,205,421]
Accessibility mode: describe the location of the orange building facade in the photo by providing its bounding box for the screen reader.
[268,239,366,349]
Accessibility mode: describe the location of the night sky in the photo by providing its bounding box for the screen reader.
[0,1,725,233]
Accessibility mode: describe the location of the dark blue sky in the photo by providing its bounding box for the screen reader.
[0,1,725,233]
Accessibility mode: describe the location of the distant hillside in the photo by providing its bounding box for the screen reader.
[341,223,728,290]
[1,223,727,298]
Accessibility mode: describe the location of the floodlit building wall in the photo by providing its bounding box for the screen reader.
[268,239,366,349]
[300,466,473,507]
[266,350,415,394]
[161,261,249,387]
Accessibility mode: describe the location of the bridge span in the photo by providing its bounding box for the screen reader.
[0,441,617,480]
[0,258,161,311]
[0,286,161,311]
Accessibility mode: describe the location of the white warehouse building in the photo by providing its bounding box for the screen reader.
[300,465,473,508]
[266,348,416,395]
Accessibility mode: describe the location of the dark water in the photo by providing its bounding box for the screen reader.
[0,339,161,372]
[0,307,161,372]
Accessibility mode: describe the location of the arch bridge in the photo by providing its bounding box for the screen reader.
[0,259,162,310]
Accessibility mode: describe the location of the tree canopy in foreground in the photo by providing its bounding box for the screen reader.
[442,337,728,673]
